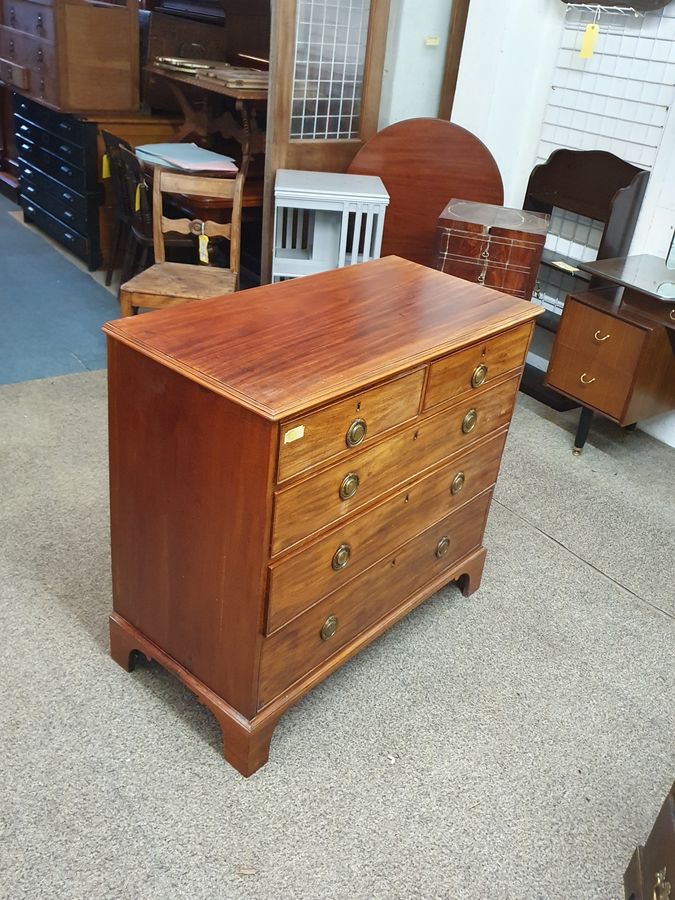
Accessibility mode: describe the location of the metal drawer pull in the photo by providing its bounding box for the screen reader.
[670,309,675,321]
[36,13,44,32]
[653,868,670,900]
[345,417,367,448]
[580,373,596,385]
[462,408,477,433]
[320,615,338,641]
[471,363,488,388]
[594,330,610,342]
[451,471,465,495]
[435,536,450,559]
[331,543,351,571]
[339,472,359,501]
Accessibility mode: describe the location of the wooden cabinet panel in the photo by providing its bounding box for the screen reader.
[424,323,530,411]
[267,428,507,634]
[277,368,424,483]
[260,490,493,707]
[272,374,520,555]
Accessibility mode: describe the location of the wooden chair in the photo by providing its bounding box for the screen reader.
[119,166,244,316]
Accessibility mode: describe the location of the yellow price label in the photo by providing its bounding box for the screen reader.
[579,23,599,59]
[134,183,141,212]
[198,233,209,264]
[101,153,110,179]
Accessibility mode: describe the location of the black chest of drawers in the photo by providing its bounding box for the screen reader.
[13,93,102,269]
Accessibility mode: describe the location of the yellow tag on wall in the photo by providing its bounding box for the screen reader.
[198,233,209,264]
[134,183,141,212]
[579,23,599,59]
[101,153,110,178]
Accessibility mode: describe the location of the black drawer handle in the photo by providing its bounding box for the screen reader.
[58,144,72,156]
[61,192,73,204]
[63,210,73,220]
[59,165,72,176]
[63,232,75,243]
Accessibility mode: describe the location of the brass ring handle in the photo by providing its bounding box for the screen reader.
[451,471,465,495]
[462,408,478,434]
[345,417,367,448]
[670,309,675,321]
[331,543,351,571]
[471,364,488,388]
[435,536,450,559]
[594,330,610,342]
[339,472,360,501]
[320,615,338,641]
[580,373,596,385]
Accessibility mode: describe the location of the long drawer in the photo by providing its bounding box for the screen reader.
[259,489,492,707]
[423,323,530,411]
[545,341,633,420]
[13,93,86,145]
[19,160,98,232]
[20,196,100,269]
[15,114,85,169]
[17,136,90,193]
[266,428,507,633]
[272,374,519,555]
[277,367,424,483]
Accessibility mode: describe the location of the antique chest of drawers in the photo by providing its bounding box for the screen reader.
[0,0,138,112]
[432,199,549,301]
[103,256,541,775]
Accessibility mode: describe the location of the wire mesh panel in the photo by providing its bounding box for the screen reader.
[290,0,372,140]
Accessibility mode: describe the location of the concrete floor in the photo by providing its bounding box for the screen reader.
[0,368,673,900]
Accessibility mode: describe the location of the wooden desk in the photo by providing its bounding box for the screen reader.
[545,254,675,453]
[145,64,267,166]
[104,256,540,776]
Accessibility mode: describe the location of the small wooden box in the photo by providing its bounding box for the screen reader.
[0,0,139,112]
[432,199,549,301]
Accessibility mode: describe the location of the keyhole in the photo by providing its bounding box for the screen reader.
[413,431,419,441]
[404,494,410,503]
[356,401,361,412]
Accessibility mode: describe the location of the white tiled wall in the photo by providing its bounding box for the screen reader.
[533,4,675,315]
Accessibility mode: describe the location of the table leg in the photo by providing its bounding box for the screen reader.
[573,406,594,455]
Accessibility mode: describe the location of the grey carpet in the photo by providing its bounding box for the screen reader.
[0,370,673,900]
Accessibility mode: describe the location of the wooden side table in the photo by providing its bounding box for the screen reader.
[432,199,549,301]
[545,254,675,453]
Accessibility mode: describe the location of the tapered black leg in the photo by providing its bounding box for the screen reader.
[573,406,594,455]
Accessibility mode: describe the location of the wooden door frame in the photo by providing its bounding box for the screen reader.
[261,0,391,283]
[438,0,471,120]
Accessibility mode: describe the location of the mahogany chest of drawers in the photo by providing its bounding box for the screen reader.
[432,199,549,300]
[104,256,541,775]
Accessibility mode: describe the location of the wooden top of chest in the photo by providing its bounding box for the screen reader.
[103,257,541,420]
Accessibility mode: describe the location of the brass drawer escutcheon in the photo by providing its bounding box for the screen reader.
[435,536,450,559]
[339,472,360,500]
[345,417,367,448]
[451,471,465,495]
[462,408,478,433]
[471,364,488,388]
[331,543,351,571]
[320,615,338,641]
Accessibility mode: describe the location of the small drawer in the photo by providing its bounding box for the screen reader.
[2,1,55,42]
[260,490,492,707]
[545,341,633,420]
[266,429,507,633]
[272,374,519,555]
[423,323,530,411]
[556,298,645,370]
[277,368,424,483]
[0,54,29,87]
